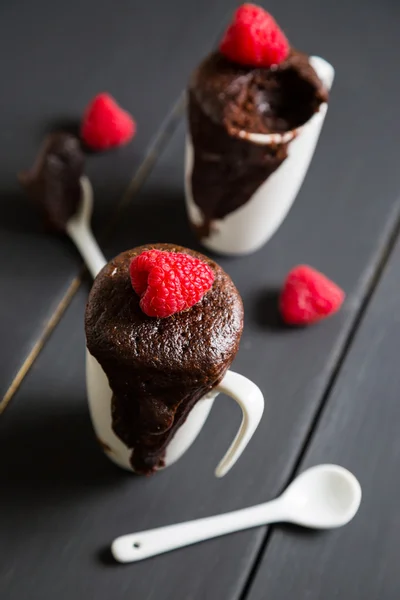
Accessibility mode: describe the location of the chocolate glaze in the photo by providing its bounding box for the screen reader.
[19,132,85,232]
[85,243,244,474]
[188,50,328,237]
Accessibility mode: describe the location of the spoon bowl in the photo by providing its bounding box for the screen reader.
[281,464,362,529]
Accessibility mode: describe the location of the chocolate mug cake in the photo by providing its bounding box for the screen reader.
[185,3,333,255]
[85,244,263,475]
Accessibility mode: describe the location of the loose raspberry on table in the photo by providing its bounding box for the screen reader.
[130,249,215,318]
[279,265,345,325]
[81,93,136,151]
[220,3,289,68]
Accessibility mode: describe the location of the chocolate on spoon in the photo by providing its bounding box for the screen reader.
[19,132,106,278]
[19,132,85,233]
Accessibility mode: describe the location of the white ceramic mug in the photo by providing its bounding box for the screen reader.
[185,56,335,256]
[86,350,264,477]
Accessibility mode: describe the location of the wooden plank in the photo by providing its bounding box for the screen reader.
[245,222,400,600]
[0,0,237,400]
[3,0,400,599]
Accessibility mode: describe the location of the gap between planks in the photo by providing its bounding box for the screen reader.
[237,198,400,600]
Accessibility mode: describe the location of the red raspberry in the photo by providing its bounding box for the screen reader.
[81,93,136,151]
[280,265,345,325]
[220,3,289,68]
[130,249,215,318]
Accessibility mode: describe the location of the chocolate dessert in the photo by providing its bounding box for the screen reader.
[188,9,329,238]
[19,132,84,232]
[85,243,243,474]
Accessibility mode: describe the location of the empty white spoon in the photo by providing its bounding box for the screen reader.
[112,464,361,563]
[66,176,107,278]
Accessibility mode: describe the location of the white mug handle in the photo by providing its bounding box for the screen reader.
[214,370,264,478]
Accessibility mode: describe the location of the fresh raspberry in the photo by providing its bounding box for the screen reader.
[81,93,136,151]
[130,249,215,318]
[220,3,289,68]
[280,265,345,325]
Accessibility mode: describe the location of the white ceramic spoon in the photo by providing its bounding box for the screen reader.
[65,176,107,278]
[112,464,362,563]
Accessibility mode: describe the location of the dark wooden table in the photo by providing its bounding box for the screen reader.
[2,1,400,598]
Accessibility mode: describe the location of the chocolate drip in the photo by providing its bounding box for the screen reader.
[188,50,328,236]
[85,244,243,474]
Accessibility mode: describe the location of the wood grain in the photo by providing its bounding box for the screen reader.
[246,215,400,600]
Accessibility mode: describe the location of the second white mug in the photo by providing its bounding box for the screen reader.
[185,56,335,256]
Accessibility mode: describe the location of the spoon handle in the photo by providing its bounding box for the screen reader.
[112,500,284,563]
[66,177,107,278]
[66,219,107,279]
